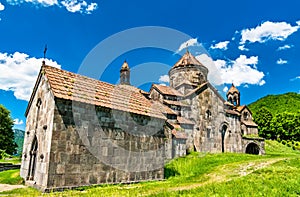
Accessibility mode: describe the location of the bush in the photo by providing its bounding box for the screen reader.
[281,140,287,145]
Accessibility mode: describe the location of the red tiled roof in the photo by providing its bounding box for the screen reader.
[152,84,183,97]
[177,116,194,125]
[42,65,166,120]
[172,129,187,139]
[152,101,177,115]
[183,82,208,98]
[225,109,240,116]
[236,105,246,112]
[242,121,258,127]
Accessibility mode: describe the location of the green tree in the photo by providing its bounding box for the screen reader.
[271,112,300,141]
[0,104,17,156]
[253,107,274,139]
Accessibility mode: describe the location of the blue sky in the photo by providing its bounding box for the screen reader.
[0,0,299,130]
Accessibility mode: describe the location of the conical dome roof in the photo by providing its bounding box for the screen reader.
[227,84,239,95]
[173,50,205,68]
[120,60,129,71]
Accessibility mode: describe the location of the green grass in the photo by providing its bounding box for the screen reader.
[0,140,299,196]
[154,158,300,196]
[0,169,23,185]
[0,156,21,164]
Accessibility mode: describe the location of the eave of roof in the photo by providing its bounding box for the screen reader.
[151,84,183,97]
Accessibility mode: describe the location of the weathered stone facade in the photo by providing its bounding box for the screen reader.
[21,51,264,191]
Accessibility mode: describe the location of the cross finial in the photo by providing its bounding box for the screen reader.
[43,44,47,59]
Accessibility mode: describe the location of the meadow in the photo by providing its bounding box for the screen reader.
[0,140,299,196]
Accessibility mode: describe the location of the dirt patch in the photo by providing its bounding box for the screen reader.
[0,184,26,192]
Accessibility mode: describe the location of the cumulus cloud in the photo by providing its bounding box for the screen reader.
[196,54,224,85]
[210,41,230,50]
[13,118,24,125]
[240,21,300,45]
[177,38,200,52]
[61,0,97,14]
[238,45,249,51]
[277,44,293,51]
[158,75,169,83]
[6,0,98,14]
[276,58,288,65]
[0,51,61,101]
[0,3,5,11]
[196,54,265,87]
[223,86,228,93]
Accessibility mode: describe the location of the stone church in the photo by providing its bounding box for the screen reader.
[21,51,264,191]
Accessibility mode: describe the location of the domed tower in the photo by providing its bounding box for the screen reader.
[169,51,208,93]
[227,84,240,106]
[120,60,130,85]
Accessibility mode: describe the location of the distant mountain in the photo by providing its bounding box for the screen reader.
[248,92,300,115]
[14,129,24,156]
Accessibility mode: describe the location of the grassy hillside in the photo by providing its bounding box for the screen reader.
[1,140,299,196]
[248,92,300,115]
[13,129,24,156]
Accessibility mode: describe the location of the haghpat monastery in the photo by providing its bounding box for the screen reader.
[21,50,265,191]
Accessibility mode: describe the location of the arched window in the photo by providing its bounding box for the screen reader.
[243,112,249,120]
[233,97,237,106]
[220,124,228,153]
[27,136,38,180]
[205,110,212,120]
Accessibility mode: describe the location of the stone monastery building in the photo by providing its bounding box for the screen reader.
[21,51,264,191]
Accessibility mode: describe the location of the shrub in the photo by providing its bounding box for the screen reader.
[281,140,287,145]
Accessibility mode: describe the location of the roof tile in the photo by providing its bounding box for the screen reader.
[43,65,166,120]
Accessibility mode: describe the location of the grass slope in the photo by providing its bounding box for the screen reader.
[248,92,300,115]
[13,129,24,156]
[0,169,23,185]
[0,140,299,196]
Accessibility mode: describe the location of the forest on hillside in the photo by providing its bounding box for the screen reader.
[248,92,300,149]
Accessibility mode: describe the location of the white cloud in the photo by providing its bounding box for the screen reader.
[223,86,228,93]
[290,76,300,81]
[6,0,98,14]
[158,75,169,83]
[210,41,230,50]
[196,54,224,85]
[0,3,5,11]
[240,21,300,44]
[277,44,293,51]
[238,45,249,51]
[196,54,265,87]
[177,38,200,52]
[276,58,288,65]
[0,51,61,101]
[13,118,24,125]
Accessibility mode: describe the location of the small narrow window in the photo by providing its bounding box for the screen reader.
[243,112,249,120]
[205,110,212,120]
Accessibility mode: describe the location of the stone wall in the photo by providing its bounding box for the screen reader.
[169,65,208,89]
[46,99,165,191]
[21,74,55,189]
[181,86,244,153]
[242,138,265,155]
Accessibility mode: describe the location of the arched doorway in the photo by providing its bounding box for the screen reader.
[245,143,260,155]
[220,124,228,153]
[27,136,38,181]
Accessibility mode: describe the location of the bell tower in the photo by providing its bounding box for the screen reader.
[120,60,130,85]
[227,84,240,106]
